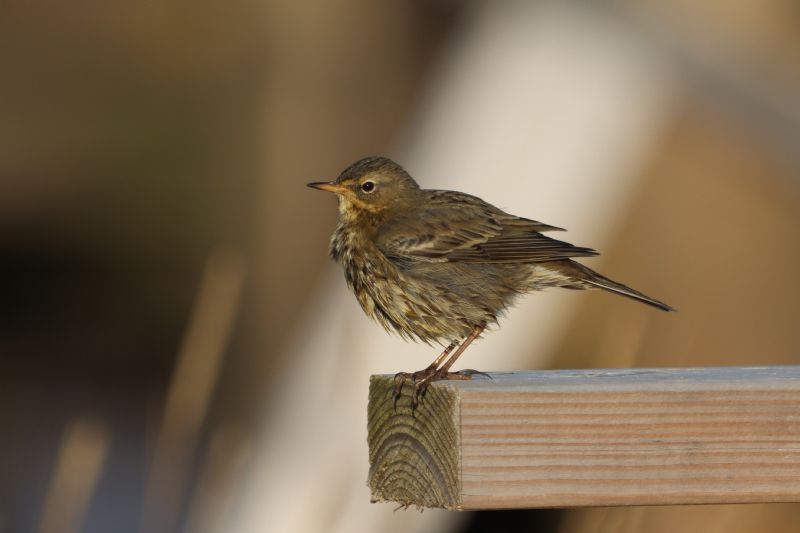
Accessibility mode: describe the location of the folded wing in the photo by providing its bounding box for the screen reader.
[377,190,597,264]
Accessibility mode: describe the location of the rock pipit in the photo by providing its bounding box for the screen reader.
[309,157,673,406]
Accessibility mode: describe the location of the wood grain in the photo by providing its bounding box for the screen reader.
[367,375,461,508]
[367,367,800,509]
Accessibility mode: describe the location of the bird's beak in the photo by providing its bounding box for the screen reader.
[307,181,345,194]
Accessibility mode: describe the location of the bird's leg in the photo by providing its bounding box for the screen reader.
[393,340,457,410]
[412,323,487,408]
[437,322,486,376]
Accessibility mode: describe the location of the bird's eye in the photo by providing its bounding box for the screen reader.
[360,181,375,193]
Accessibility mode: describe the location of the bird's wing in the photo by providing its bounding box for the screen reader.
[376,191,598,264]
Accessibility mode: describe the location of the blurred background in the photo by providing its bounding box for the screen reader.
[2,1,800,532]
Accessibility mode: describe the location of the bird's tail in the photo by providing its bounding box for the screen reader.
[557,261,675,312]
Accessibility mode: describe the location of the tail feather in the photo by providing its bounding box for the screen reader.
[561,261,675,312]
[582,275,675,312]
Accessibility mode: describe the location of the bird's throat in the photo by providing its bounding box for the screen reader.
[337,195,387,226]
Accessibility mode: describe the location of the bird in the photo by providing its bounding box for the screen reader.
[308,156,673,406]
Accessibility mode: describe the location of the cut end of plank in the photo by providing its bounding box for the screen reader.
[366,375,462,509]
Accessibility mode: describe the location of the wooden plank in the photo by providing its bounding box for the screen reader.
[367,366,800,510]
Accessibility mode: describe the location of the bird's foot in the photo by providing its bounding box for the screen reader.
[414,368,490,398]
[392,365,437,410]
[397,368,491,413]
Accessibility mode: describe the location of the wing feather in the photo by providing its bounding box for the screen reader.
[377,190,597,264]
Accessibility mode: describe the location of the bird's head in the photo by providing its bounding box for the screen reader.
[307,156,421,222]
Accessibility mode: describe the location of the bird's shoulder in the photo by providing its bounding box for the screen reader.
[422,189,565,231]
[423,189,494,207]
[375,189,500,261]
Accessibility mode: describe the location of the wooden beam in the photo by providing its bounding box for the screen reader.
[367,366,800,510]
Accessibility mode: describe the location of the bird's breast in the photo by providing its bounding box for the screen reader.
[328,223,480,344]
[330,224,406,328]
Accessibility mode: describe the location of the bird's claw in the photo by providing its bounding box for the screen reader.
[392,372,412,410]
[454,368,493,380]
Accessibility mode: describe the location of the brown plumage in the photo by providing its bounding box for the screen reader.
[308,156,673,405]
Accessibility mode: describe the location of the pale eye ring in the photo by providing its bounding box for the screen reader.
[360,180,375,193]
